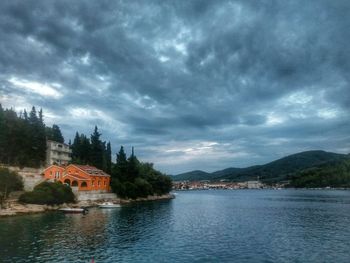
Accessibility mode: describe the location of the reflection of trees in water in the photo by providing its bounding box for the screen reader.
[0,200,174,262]
[0,212,67,261]
[0,210,111,262]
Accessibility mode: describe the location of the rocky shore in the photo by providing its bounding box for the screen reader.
[0,193,175,217]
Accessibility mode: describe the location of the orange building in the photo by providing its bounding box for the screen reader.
[43,164,111,192]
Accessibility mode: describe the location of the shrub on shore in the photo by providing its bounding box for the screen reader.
[110,146,172,199]
[0,167,23,208]
[19,181,75,205]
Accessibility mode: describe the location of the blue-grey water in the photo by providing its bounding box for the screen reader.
[1,190,350,262]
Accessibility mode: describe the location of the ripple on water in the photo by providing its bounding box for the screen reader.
[1,191,350,262]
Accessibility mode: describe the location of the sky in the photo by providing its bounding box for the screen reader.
[0,0,349,174]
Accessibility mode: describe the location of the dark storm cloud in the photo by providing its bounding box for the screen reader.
[0,0,349,174]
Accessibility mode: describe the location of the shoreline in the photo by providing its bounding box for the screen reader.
[0,193,175,217]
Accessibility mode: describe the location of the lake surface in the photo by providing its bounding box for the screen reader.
[1,190,350,262]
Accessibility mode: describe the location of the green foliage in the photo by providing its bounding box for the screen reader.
[111,148,172,199]
[46,124,64,143]
[127,147,139,181]
[173,150,349,183]
[111,178,126,197]
[70,127,112,174]
[90,126,104,170]
[105,142,112,175]
[123,182,138,199]
[0,105,64,168]
[113,146,128,181]
[134,177,153,197]
[0,167,23,207]
[71,132,91,164]
[289,158,350,188]
[19,181,75,205]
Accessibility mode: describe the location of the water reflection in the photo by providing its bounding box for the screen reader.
[1,192,350,262]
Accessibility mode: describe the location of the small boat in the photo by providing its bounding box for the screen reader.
[98,202,121,208]
[59,207,88,214]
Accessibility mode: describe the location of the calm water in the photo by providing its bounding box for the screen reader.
[1,190,350,262]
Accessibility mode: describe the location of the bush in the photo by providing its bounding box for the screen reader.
[124,182,138,199]
[134,177,153,197]
[148,174,172,195]
[0,167,23,208]
[19,181,75,205]
[111,179,126,198]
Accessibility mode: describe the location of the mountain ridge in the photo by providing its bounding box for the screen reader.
[172,150,349,183]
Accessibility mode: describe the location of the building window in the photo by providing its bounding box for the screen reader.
[98,181,100,186]
[104,181,106,186]
[92,181,94,186]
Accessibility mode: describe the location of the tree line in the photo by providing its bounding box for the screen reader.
[0,105,63,167]
[71,130,172,198]
[0,104,172,199]
[289,157,350,188]
[70,126,112,174]
[111,146,172,199]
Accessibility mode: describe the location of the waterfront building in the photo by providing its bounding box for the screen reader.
[46,140,72,165]
[247,180,262,189]
[43,164,111,192]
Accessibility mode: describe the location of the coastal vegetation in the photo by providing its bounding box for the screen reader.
[70,126,112,174]
[0,167,23,208]
[0,105,173,198]
[111,146,172,199]
[289,158,350,188]
[0,105,50,167]
[19,181,75,205]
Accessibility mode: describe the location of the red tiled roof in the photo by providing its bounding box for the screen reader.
[70,164,110,177]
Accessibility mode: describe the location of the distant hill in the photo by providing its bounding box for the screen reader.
[172,150,348,183]
[289,158,350,188]
[172,170,213,181]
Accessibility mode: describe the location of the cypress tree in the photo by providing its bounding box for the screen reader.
[0,105,5,163]
[90,126,103,169]
[37,108,47,166]
[114,146,128,181]
[106,142,112,174]
[71,132,81,163]
[80,134,91,164]
[46,124,64,143]
[127,146,139,181]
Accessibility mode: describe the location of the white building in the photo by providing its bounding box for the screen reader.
[247,180,262,189]
[46,140,72,165]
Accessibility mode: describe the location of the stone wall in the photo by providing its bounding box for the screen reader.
[74,190,118,201]
[4,166,46,191]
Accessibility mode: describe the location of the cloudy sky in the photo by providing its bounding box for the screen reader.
[1,1,349,174]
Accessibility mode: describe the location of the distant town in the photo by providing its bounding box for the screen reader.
[172,180,287,190]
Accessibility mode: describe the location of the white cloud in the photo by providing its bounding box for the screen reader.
[8,77,63,99]
[281,91,313,105]
[317,108,339,119]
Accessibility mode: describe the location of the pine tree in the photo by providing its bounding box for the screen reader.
[71,132,81,163]
[90,126,103,169]
[37,108,47,166]
[46,124,64,143]
[106,142,112,174]
[127,146,139,181]
[0,105,5,163]
[80,134,91,164]
[114,146,128,181]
